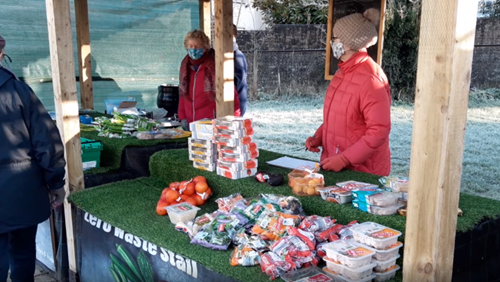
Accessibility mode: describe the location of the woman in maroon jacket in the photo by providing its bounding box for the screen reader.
[305,9,392,176]
[178,30,240,130]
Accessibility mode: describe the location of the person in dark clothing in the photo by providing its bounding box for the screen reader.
[0,35,66,282]
[233,24,248,116]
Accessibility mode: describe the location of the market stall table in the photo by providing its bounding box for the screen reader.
[70,149,500,282]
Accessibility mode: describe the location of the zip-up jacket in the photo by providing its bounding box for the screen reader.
[320,51,391,176]
[0,67,66,233]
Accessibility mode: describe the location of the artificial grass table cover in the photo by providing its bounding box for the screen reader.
[70,149,500,282]
[80,125,188,174]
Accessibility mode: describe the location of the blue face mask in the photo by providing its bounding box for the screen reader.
[188,48,204,60]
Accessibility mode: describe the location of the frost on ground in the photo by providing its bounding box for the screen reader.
[246,97,500,201]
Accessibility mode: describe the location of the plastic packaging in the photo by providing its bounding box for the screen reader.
[352,191,400,207]
[372,254,400,272]
[324,257,376,281]
[335,181,379,191]
[352,199,404,216]
[372,241,404,261]
[349,222,402,250]
[379,176,409,192]
[212,116,253,131]
[373,265,400,282]
[318,187,352,204]
[322,240,375,268]
[323,267,376,282]
[288,168,324,196]
[281,266,336,282]
[166,202,200,224]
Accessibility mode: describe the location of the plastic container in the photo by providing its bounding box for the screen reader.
[318,186,352,204]
[217,143,258,155]
[322,267,376,282]
[212,135,253,147]
[281,266,336,282]
[288,168,324,196]
[336,181,379,191]
[322,240,375,268]
[373,265,400,282]
[324,257,376,281]
[193,161,215,172]
[352,199,404,216]
[188,138,213,148]
[352,191,400,207]
[379,176,409,192]
[189,120,213,134]
[166,202,200,224]
[372,242,403,261]
[349,222,402,250]
[216,166,257,180]
[372,254,400,272]
[217,159,258,170]
[81,137,103,171]
[212,116,252,130]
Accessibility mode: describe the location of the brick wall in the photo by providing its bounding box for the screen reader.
[237,19,500,97]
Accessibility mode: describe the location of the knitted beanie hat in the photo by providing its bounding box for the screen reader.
[0,35,5,51]
[333,8,380,51]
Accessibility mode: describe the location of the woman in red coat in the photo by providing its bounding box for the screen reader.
[178,30,240,130]
[305,9,392,176]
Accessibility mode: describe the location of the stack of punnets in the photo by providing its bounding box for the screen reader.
[70,148,500,282]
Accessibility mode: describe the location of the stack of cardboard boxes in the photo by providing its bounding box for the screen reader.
[188,120,217,171]
[212,116,259,179]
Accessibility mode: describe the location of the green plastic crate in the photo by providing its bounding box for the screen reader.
[81,137,103,171]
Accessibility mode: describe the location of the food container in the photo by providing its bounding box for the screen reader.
[379,176,409,192]
[217,143,258,155]
[352,199,404,216]
[191,130,213,141]
[322,240,375,268]
[189,145,217,157]
[213,127,254,138]
[351,191,400,207]
[324,257,376,281]
[372,253,400,272]
[288,169,324,196]
[281,266,336,282]
[189,153,217,164]
[323,267,376,282]
[318,186,352,204]
[166,202,200,224]
[218,151,258,162]
[216,166,257,180]
[372,242,403,261]
[193,161,215,172]
[349,222,402,250]
[217,159,258,170]
[212,135,253,147]
[189,120,213,134]
[373,265,400,282]
[188,138,213,148]
[336,181,379,191]
[212,116,252,130]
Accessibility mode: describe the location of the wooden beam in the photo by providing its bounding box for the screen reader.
[199,0,211,42]
[75,0,94,110]
[45,0,85,280]
[403,0,478,281]
[214,0,234,118]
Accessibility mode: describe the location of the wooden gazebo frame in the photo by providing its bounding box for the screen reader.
[45,0,478,281]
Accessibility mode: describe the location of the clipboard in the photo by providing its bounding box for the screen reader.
[266,156,319,170]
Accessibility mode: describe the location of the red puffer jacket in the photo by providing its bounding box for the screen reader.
[178,56,240,123]
[320,51,391,176]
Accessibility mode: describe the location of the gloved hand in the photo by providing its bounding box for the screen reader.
[181,119,189,131]
[305,136,321,153]
[49,188,66,209]
[320,154,350,172]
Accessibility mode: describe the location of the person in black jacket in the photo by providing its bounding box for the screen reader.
[0,35,66,282]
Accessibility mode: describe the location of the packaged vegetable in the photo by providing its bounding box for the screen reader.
[351,190,400,207]
[336,181,379,191]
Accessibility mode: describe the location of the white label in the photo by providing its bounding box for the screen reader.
[82,161,97,170]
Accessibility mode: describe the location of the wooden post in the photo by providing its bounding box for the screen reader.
[199,0,211,42]
[214,0,234,118]
[403,0,478,281]
[75,0,94,110]
[45,0,85,280]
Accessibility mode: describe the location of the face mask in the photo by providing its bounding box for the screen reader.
[188,48,204,60]
[331,41,345,60]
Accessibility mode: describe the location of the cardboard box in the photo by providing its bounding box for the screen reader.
[188,138,214,149]
[189,120,213,134]
[212,135,253,147]
[193,161,215,172]
[218,151,258,162]
[213,127,254,138]
[217,143,258,154]
[217,159,258,170]
[212,116,252,130]
[216,167,257,180]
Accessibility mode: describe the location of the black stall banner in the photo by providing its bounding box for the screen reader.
[80,211,236,282]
